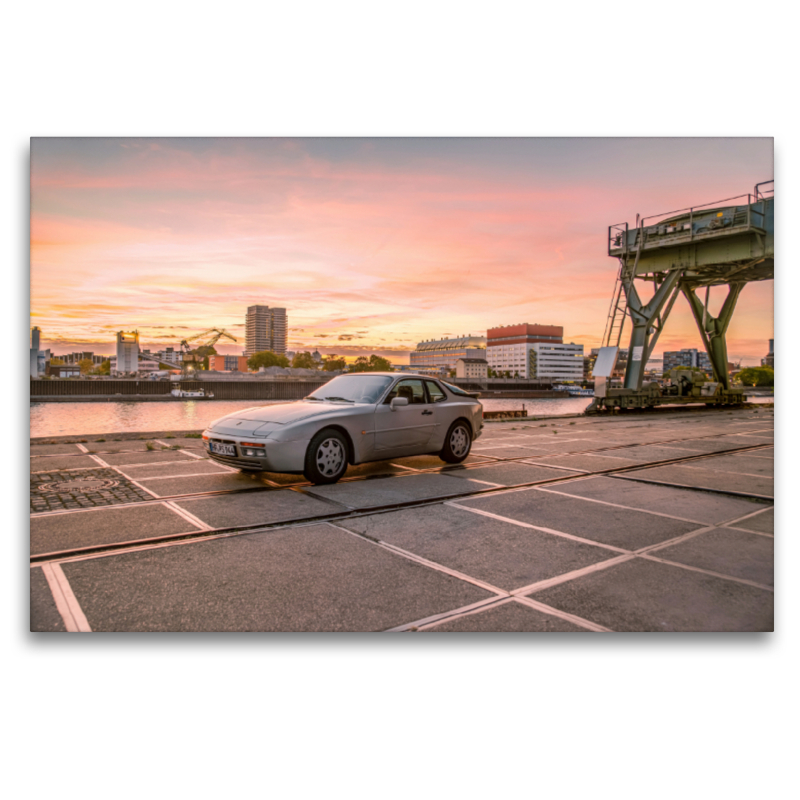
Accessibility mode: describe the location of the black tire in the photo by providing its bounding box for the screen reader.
[303,428,349,484]
[440,420,472,464]
[238,468,262,473]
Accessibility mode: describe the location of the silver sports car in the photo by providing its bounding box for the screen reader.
[202,372,483,484]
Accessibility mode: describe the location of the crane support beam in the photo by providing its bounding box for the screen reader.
[682,282,743,390]
[622,268,683,391]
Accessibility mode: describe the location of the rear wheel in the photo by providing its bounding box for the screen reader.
[440,420,472,464]
[304,429,349,484]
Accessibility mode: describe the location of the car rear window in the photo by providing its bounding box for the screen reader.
[441,381,473,397]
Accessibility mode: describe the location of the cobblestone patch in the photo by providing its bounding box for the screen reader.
[31,468,153,513]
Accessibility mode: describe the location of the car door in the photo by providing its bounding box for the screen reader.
[373,378,437,454]
[423,380,451,450]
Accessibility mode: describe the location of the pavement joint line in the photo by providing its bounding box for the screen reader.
[87,453,110,468]
[163,501,212,531]
[291,486,355,510]
[30,519,335,567]
[40,563,92,632]
[656,462,773,481]
[324,521,508,596]
[512,595,613,633]
[111,467,161,498]
[609,474,773,501]
[389,463,421,471]
[113,458,202,468]
[637,553,774,592]
[178,448,206,461]
[510,554,635,597]
[533,485,710,525]
[518,460,591,473]
[75,444,89,453]
[385,597,513,633]
[124,470,235,481]
[720,526,773,538]
[29,444,207,459]
[721,505,775,526]
[445,502,630,554]
[459,478,505,488]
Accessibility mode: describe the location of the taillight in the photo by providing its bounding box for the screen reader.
[240,442,265,448]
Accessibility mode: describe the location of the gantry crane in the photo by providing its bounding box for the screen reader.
[589,180,773,412]
[180,328,238,377]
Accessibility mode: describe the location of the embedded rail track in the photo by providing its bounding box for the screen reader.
[30,435,772,565]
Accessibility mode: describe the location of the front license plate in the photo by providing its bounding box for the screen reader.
[210,442,235,456]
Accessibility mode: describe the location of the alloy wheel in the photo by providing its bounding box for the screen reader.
[316,438,345,476]
[450,426,469,457]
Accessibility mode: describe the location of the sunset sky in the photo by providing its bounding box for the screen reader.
[30,137,773,364]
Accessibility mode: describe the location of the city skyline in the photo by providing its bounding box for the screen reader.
[31,137,773,364]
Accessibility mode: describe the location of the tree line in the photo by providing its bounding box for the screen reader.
[247,351,394,373]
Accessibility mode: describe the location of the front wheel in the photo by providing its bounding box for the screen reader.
[303,429,349,484]
[440,420,472,464]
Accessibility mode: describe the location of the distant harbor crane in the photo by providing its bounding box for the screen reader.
[180,328,238,377]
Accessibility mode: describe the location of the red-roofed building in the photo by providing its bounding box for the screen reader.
[487,324,583,380]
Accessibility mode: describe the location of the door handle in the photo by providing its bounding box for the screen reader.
[422,410,433,415]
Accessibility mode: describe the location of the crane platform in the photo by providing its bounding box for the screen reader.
[589,181,773,413]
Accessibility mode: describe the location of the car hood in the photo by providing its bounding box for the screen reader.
[208,401,360,437]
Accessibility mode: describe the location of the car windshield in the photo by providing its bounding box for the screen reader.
[307,374,394,404]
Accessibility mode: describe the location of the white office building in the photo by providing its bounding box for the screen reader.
[528,343,585,380]
[115,330,140,374]
[488,340,584,380]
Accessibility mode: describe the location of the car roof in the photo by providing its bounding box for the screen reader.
[340,371,435,379]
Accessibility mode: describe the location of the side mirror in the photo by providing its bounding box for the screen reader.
[390,397,409,410]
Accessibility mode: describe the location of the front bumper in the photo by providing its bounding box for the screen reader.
[203,430,309,473]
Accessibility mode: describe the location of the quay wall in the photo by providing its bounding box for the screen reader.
[30,379,330,401]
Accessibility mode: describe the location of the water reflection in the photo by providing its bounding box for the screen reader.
[30,397,591,437]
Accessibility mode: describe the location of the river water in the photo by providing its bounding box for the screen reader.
[30,397,594,437]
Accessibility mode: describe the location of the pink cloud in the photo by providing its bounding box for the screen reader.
[31,138,773,363]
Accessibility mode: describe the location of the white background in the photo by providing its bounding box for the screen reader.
[5,2,795,798]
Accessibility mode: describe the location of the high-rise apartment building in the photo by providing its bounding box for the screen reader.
[30,327,41,377]
[245,305,287,357]
[761,339,774,368]
[115,330,140,374]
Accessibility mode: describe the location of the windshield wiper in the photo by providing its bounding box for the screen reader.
[306,396,322,401]
[322,396,355,403]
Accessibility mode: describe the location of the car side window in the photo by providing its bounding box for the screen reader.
[425,381,447,403]
[384,379,426,404]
